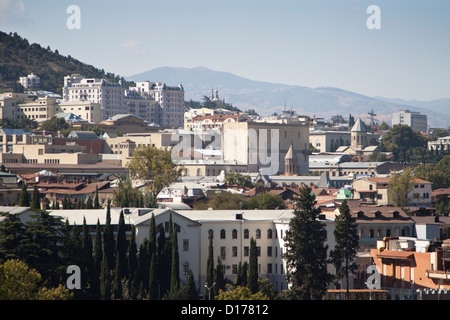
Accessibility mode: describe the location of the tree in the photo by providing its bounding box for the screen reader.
[19,183,30,207]
[0,212,27,262]
[168,216,180,298]
[92,219,102,299]
[93,186,100,209]
[381,124,427,162]
[224,172,254,188]
[128,226,138,300]
[215,286,269,300]
[0,259,72,300]
[247,192,286,209]
[330,200,359,300]
[126,146,183,200]
[32,185,40,210]
[194,192,249,210]
[387,167,417,208]
[40,116,69,133]
[283,185,331,300]
[179,269,199,300]
[205,233,215,299]
[247,237,259,294]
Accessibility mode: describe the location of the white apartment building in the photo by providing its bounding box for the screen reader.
[19,73,40,89]
[63,74,127,120]
[428,135,450,151]
[392,109,427,132]
[128,81,185,128]
[50,207,337,293]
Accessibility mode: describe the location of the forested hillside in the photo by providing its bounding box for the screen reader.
[0,31,130,94]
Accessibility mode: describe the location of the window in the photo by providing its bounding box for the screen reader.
[267,246,272,257]
[220,229,226,239]
[256,229,261,239]
[256,246,261,257]
[220,247,226,260]
[267,229,273,239]
[232,229,237,239]
[244,246,249,257]
[244,229,249,239]
[267,263,273,274]
[183,239,189,251]
[232,265,238,274]
[208,229,214,239]
[232,246,237,257]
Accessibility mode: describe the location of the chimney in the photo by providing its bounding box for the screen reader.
[235,213,243,220]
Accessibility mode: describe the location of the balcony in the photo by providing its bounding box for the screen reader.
[426,270,450,280]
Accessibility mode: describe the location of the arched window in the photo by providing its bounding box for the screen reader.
[267,229,273,239]
[232,229,237,239]
[244,229,249,239]
[208,229,214,239]
[256,229,261,239]
[220,229,226,239]
[196,168,201,176]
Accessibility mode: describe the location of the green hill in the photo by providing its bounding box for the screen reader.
[0,31,131,94]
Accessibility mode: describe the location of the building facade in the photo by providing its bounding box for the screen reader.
[392,109,428,132]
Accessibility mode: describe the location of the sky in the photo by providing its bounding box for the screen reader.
[1,0,449,101]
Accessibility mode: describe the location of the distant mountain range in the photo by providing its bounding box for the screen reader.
[128,66,450,128]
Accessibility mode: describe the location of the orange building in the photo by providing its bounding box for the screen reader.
[371,237,450,300]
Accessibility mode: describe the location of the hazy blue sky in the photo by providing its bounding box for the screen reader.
[1,0,449,101]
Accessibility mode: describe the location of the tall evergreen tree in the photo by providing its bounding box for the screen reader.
[330,200,359,300]
[0,212,27,262]
[180,269,199,300]
[100,253,111,300]
[205,234,215,299]
[148,252,159,299]
[103,201,115,272]
[81,217,94,299]
[128,225,138,300]
[137,239,150,298]
[19,183,30,207]
[283,185,331,300]
[92,219,102,299]
[32,185,40,210]
[169,215,180,296]
[215,257,225,296]
[247,237,259,294]
[94,186,100,209]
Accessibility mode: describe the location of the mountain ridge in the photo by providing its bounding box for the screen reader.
[128,66,450,128]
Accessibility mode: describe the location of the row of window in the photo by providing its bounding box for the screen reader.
[209,228,281,240]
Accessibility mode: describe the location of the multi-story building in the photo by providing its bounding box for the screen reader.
[128,81,185,128]
[392,109,428,132]
[0,92,101,123]
[309,130,351,153]
[19,73,40,89]
[222,119,310,175]
[49,207,337,294]
[428,135,450,151]
[351,176,432,206]
[63,74,127,120]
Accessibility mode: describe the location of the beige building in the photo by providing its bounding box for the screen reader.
[0,92,101,123]
[351,176,432,206]
[222,119,310,175]
[184,113,249,132]
[58,101,102,123]
[309,130,351,153]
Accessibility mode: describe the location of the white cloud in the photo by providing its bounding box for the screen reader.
[0,0,30,26]
[120,39,142,50]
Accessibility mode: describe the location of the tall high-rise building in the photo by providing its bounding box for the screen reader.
[392,109,427,132]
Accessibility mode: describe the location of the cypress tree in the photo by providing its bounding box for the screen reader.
[283,185,331,300]
[180,269,198,300]
[81,217,94,299]
[94,186,100,209]
[32,185,40,210]
[116,211,128,282]
[92,219,102,299]
[103,201,115,272]
[169,223,180,296]
[137,239,149,298]
[205,234,214,299]
[247,237,259,294]
[19,183,30,207]
[215,257,225,295]
[100,253,111,300]
[148,252,159,299]
[86,196,93,209]
[330,199,359,300]
[128,225,138,300]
